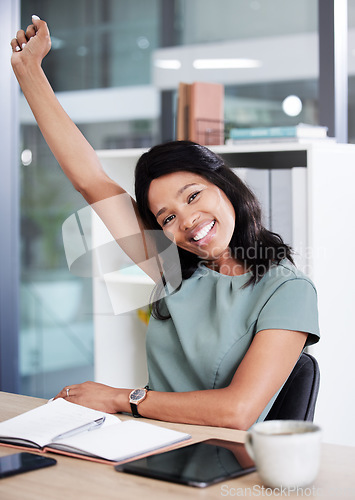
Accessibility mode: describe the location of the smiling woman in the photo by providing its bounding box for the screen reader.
[129,142,321,429]
[135,141,294,283]
[11,17,320,430]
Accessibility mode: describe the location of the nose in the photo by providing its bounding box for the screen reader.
[180,208,199,231]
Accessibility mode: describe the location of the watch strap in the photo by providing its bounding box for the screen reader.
[130,402,141,418]
[130,386,151,418]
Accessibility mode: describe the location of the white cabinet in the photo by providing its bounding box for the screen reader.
[95,142,355,446]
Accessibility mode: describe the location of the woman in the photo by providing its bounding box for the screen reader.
[10,17,319,430]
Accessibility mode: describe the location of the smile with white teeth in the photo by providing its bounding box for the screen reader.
[192,221,216,241]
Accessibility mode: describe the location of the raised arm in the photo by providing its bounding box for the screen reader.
[10,17,161,281]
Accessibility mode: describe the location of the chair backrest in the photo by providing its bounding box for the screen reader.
[265,352,320,422]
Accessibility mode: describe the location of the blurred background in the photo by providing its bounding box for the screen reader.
[1,0,354,399]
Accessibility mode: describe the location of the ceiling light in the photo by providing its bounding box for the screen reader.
[21,149,32,166]
[282,95,303,117]
[154,59,181,70]
[193,58,262,69]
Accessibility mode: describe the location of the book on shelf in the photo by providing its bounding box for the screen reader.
[228,123,329,142]
[176,81,224,145]
[0,398,191,464]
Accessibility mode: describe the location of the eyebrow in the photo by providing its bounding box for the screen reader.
[154,183,199,220]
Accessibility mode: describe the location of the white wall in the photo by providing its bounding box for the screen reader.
[306,143,355,447]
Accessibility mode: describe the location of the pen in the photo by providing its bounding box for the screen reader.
[52,417,106,441]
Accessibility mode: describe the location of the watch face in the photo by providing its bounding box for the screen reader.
[130,389,146,403]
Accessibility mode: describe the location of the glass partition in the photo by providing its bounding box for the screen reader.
[19,0,162,398]
[19,124,94,397]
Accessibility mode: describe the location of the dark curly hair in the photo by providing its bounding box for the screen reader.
[134,140,293,319]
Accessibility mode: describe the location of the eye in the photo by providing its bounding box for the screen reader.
[188,191,201,203]
[162,214,175,226]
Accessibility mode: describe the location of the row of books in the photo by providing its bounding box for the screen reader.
[226,123,331,144]
[175,81,331,145]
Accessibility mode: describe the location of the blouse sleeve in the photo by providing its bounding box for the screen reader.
[256,278,320,346]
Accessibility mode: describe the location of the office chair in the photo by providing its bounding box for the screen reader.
[265,352,320,422]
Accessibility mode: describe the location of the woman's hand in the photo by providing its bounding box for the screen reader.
[54,382,131,414]
[10,16,51,70]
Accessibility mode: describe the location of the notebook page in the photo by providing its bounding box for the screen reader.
[0,398,119,448]
[51,420,190,461]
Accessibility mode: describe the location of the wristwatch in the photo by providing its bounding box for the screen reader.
[129,387,149,417]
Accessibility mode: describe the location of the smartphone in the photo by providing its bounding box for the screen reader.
[115,438,255,488]
[0,453,57,479]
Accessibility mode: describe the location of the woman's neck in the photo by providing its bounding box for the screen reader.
[204,251,248,276]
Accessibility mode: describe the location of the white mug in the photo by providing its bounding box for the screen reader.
[245,420,322,488]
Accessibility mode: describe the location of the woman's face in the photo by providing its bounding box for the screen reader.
[148,171,236,266]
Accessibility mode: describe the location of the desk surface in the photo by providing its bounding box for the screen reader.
[0,391,354,499]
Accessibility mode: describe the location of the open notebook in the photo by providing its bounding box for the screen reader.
[0,398,191,464]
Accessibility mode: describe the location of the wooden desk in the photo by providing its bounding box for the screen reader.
[0,392,354,499]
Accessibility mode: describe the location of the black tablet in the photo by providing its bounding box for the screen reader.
[115,438,255,488]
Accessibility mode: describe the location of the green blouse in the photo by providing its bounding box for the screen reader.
[146,260,320,421]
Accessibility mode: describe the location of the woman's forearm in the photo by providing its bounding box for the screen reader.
[12,61,120,202]
[118,387,253,431]
[55,382,253,430]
